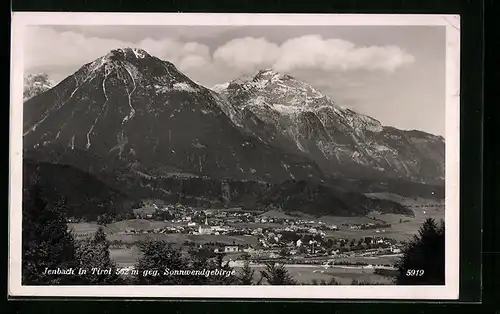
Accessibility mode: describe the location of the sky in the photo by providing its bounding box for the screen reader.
[24,25,446,136]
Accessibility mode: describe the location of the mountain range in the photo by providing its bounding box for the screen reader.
[22,47,444,219]
[214,69,444,184]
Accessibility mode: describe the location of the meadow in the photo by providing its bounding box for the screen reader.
[106,233,259,246]
[69,219,179,235]
[324,205,445,242]
[234,265,395,285]
[110,247,142,267]
[108,248,397,285]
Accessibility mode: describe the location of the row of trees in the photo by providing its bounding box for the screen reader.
[22,180,445,286]
[96,211,136,226]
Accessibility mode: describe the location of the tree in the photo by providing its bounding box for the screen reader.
[298,246,308,254]
[201,252,237,285]
[350,239,356,247]
[260,262,296,285]
[394,218,445,285]
[237,255,261,285]
[154,210,173,221]
[279,247,290,257]
[97,214,112,226]
[22,182,81,285]
[115,211,135,221]
[364,237,372,245]
[135,240,188,285]
[75,227,122,284]
[281,231,301,243]
[325,238,334,248]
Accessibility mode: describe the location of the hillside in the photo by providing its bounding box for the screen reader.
[23,158,138,220]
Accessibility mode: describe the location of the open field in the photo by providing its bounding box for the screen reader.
[106,219,170,232]
[212,207,264,213]
[324,205,444,241]
[235,265,395,285]
[69,219,179,235]
[68,222,104,233]
[109,247,396,285]
[107,233,259,246]
[365,193,445,207]
[334,255,401,266]
[317,215,377,225]
[259,209,314,220]
[258,210,380,226]
[231,222,285,229]
[110,247,142,267]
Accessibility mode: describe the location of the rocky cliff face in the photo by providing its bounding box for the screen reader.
[214,69,445,184]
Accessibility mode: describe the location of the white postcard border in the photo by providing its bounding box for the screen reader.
[9,12,461,299]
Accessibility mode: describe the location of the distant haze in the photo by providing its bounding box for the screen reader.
[24,25,445,136]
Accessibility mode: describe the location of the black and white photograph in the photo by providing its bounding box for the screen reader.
[9,13,460,299]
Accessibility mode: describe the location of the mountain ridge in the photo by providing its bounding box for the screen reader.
[212,68,445,184]
[23,48,327,184]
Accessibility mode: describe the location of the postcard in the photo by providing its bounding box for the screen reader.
[9,12,460,299]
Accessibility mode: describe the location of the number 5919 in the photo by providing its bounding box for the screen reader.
[406,269,424,276]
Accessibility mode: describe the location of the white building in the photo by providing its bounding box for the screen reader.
[198,217,212,235]
[391,247,402,254]
[224,246,239,253]
[296,239,303,247]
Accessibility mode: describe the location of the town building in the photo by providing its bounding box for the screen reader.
[224,245,239,253]
[198,217,212,235]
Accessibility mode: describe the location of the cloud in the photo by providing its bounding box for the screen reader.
[25,27,414,79]
[24,27,415,91]
[213,37,280,70]
[136,38,211,69]
[24,26,127,71]
[213,35,415,73]
[24,26,211,75]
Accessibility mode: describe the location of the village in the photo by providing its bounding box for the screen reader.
[92,203,405,268]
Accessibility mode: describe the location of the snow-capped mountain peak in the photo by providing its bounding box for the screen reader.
[65,47,203,100]
[23,73,54,101]
[253,68,286,80]
[211,82,230,93]
[104,47,151,61]
[214,69,385,133]
[213,68,443,183]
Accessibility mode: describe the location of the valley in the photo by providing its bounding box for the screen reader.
[68,196,444,284]
[23,47,446,285]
